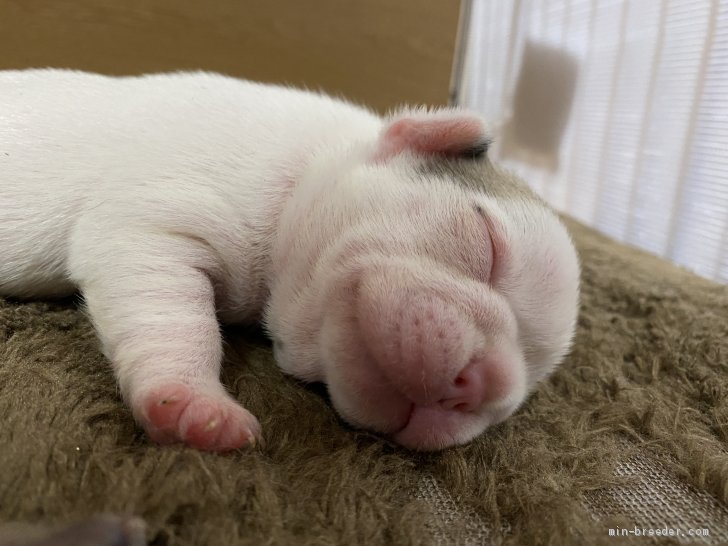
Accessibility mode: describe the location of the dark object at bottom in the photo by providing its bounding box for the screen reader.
[0,514,145,546]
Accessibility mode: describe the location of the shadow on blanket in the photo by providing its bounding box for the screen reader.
[1,219,726,546]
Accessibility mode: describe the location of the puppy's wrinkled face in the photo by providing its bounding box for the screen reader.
[265,111,580,450]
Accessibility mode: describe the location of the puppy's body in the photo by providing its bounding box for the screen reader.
[1,70,376,309]
[1,70,580,451]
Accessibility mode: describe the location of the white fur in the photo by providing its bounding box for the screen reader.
[0,69,580,451]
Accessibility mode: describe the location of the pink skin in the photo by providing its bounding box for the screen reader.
[1,71,577,453]
[263,112,578,452]
[135,384,260,451]
[77,247,264,453]
[373,115,485,161]
[120,113,571,452]
[318,254,526,450]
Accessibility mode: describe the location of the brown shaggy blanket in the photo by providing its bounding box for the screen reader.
[1,218,727,546]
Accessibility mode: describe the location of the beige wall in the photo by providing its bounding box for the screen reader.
[0,0,461,113]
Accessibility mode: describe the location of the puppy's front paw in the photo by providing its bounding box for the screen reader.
[135,383,261,452]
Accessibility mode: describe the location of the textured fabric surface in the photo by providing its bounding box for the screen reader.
[582,439,728,545]
[0,218,727,546]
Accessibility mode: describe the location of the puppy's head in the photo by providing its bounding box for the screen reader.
[265,109,580,450]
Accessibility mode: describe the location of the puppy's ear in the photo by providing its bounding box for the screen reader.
[373,109,489,161]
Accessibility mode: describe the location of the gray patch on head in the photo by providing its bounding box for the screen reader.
[416,157,545,205]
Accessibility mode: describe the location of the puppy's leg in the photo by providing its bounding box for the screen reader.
[73,233,260,452]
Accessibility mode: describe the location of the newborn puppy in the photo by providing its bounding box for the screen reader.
[0,70,580,451]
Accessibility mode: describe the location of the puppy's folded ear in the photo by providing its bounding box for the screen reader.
[373,108,489,161]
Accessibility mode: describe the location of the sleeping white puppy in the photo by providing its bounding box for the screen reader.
[0,70,580,452]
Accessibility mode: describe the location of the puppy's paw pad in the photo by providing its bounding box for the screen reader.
[142,384,193,436]
[138,383,261,452]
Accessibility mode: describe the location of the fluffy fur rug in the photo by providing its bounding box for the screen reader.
[1,218,726,546]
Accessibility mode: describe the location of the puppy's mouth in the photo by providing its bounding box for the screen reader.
[386,398,517,451]
[390,403,416,435]
[389,404,481,451]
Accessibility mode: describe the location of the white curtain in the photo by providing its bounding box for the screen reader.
[457,0,728,283]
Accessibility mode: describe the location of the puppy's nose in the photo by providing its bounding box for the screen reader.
[438,360,487,412]
[439,360,501,412]
[357,285,481,405]
[442,352,518,413]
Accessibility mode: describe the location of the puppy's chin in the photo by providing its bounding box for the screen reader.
[390,404,511,451]
[326,372,523,451]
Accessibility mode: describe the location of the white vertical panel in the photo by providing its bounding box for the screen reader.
[553,0,596,212]
[528,0,546,41]
[459,0,728,283]
[671,0,728,278]
[593,1,662,242]
[461,0,488,112]
[483,1,513,124]
[565,0,626,224]
[463,0,515,125]
[626,0,713,256]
